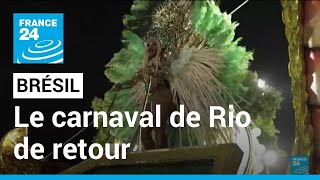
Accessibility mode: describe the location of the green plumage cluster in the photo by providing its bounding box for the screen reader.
[239,72,283,151]
[92,1,160,144]
[93,88,140,144]
[105,31,144,84]
[192,1,253,99]
[123,0,162,37]
[92,1,155,144]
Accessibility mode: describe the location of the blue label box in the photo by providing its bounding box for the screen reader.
[290,156,309,174]
[13,13,64,64]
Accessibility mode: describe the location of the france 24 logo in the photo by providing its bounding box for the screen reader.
[13,13,64,64]
[290,156,309,174]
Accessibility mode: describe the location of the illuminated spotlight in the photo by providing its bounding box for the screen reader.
[258,79,266,89]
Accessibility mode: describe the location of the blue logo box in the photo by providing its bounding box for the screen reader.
[13,13,64,64]
[290,156,309,174]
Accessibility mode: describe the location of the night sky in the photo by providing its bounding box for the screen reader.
[0,0,294,168]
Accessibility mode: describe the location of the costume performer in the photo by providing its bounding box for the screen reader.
[93,0,254,149]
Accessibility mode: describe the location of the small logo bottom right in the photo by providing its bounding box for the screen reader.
[290,156,309,174]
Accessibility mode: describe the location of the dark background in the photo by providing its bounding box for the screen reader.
[0,0,294,173]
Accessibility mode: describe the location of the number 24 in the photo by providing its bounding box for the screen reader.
[19,28,39,40]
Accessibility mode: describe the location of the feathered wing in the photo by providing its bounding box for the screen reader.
[105,30,144,84]
[92,88,141,144]
[92,31,145,144]
[191,1,253,97]
[92,1,165,145]
[123,0,164,37]
[167,1,253,145]
[169,48,233,145]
